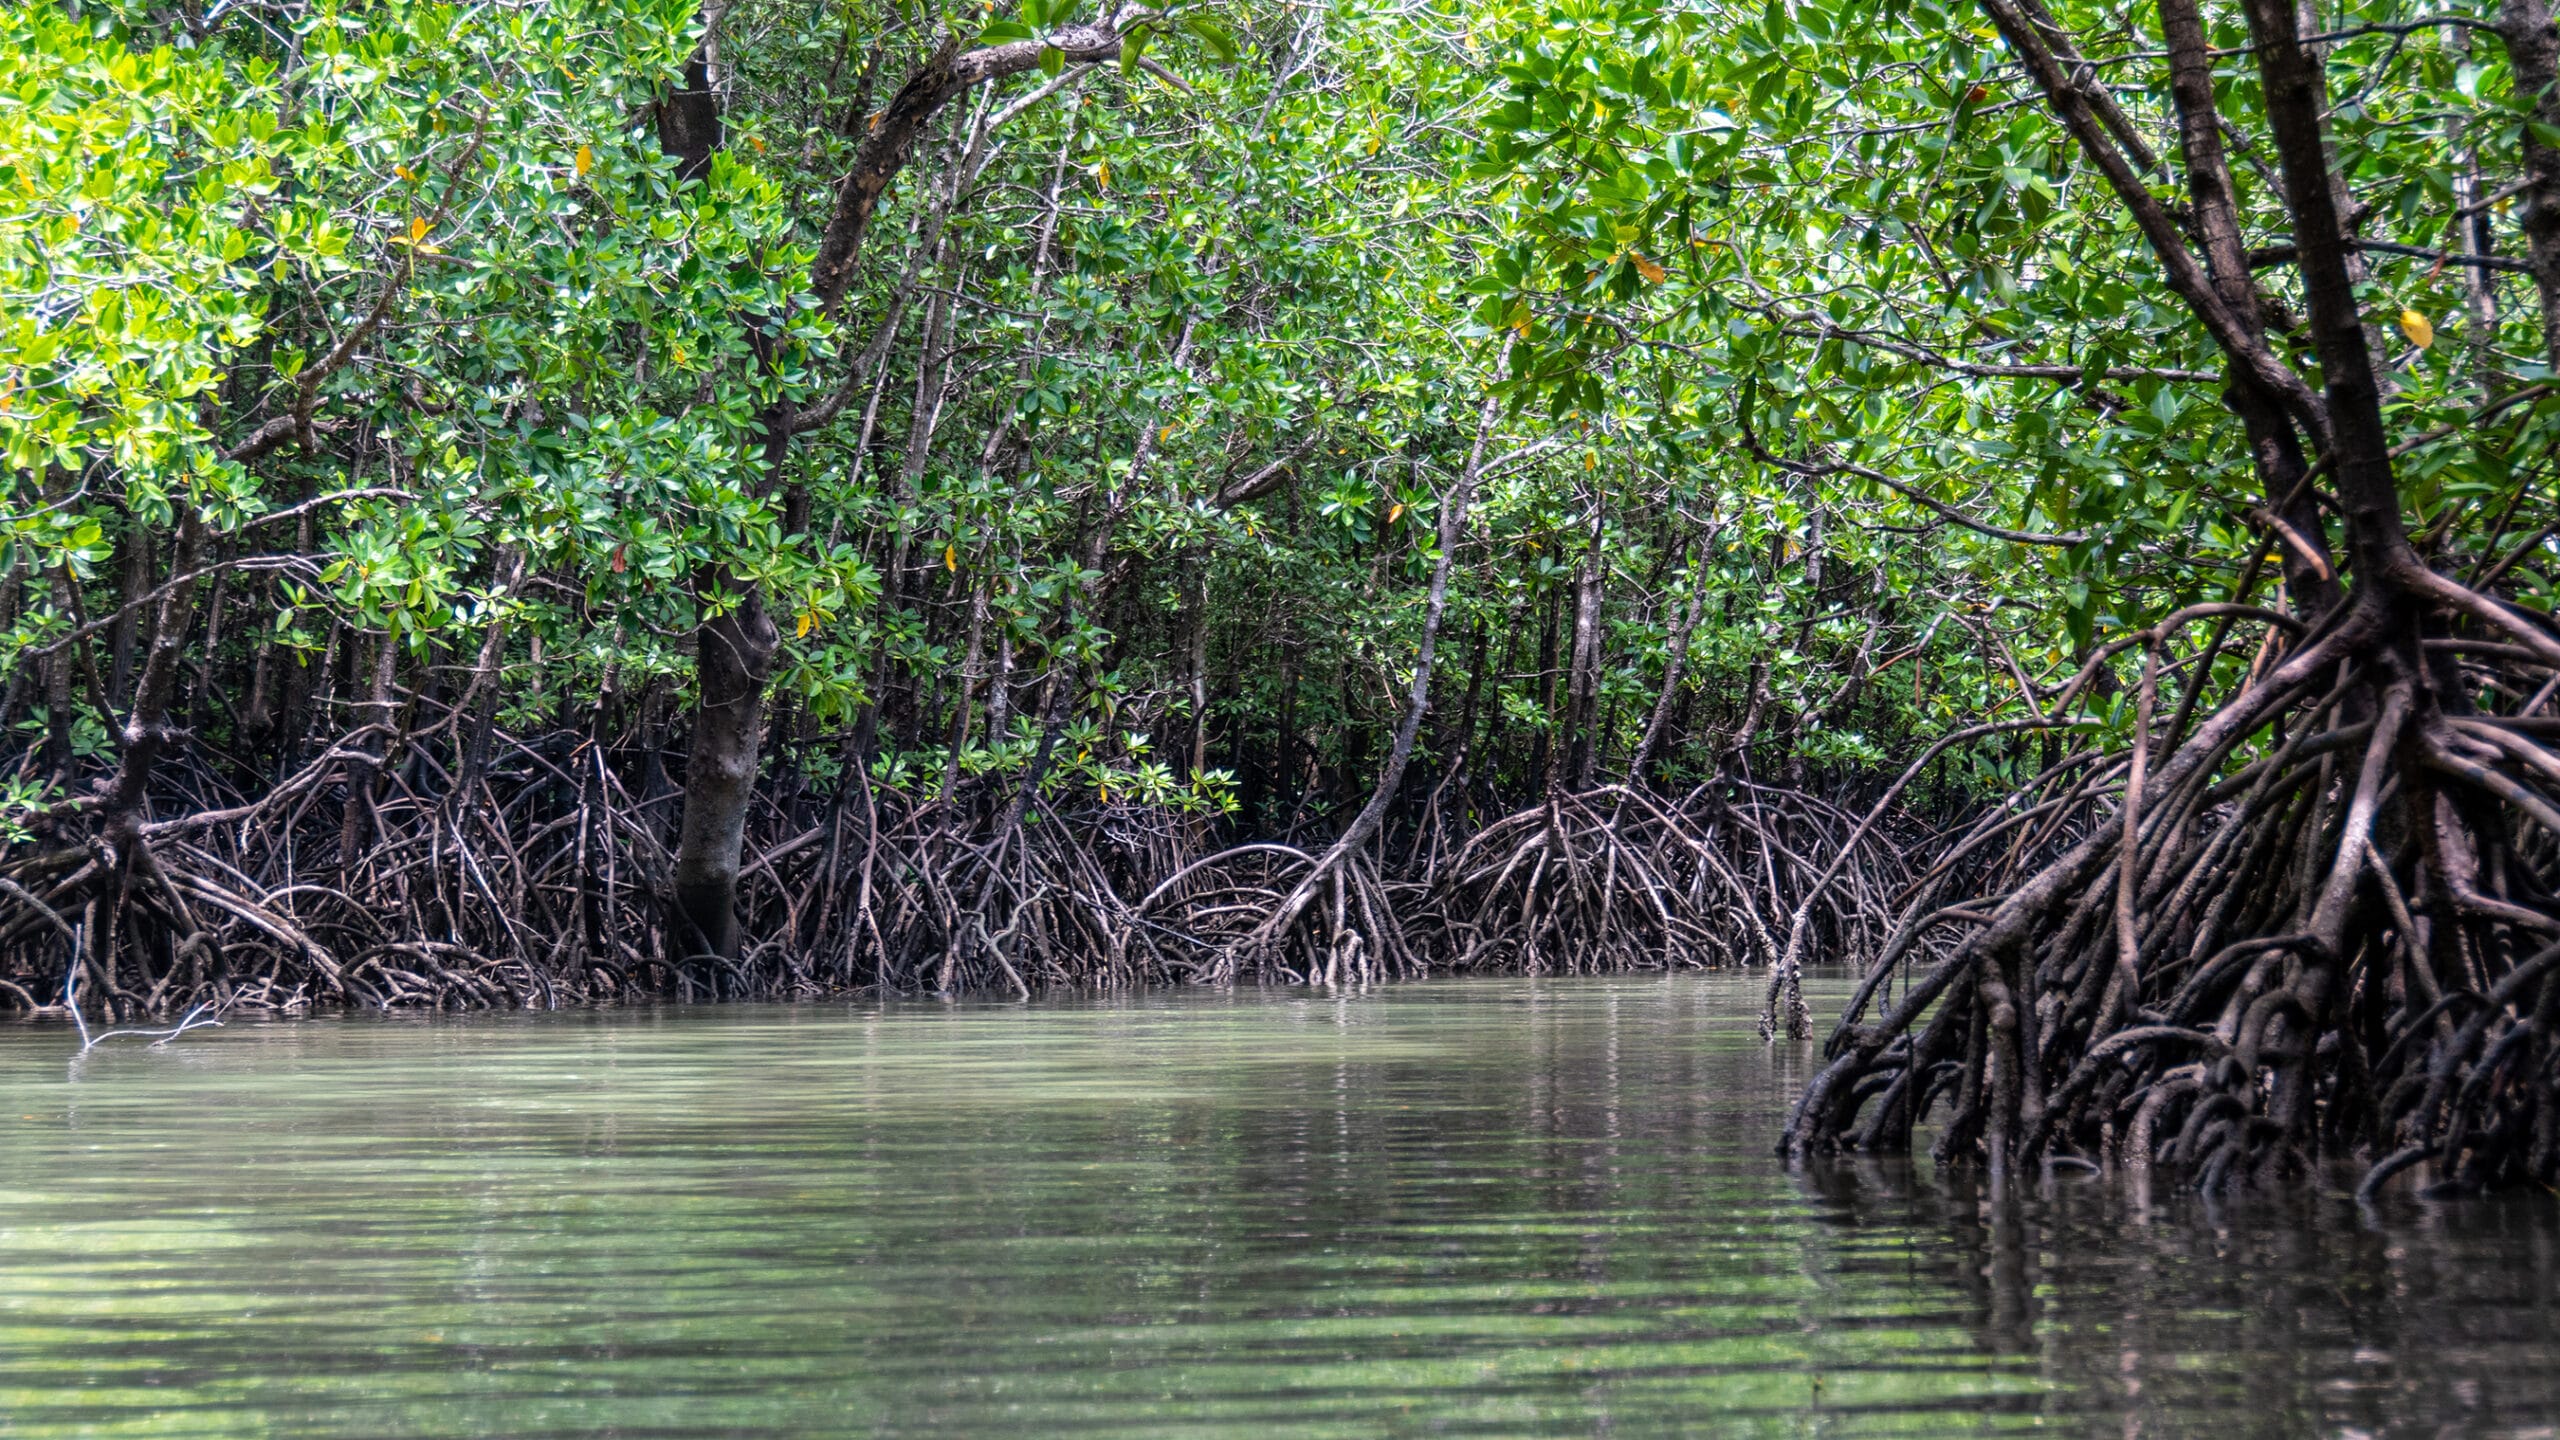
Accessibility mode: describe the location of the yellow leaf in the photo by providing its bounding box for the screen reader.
[1365,133,1381,155]
[396,162,415,181]
[795,611,814,638]
[1386,502,1405,523]
[1096,161,1110,188]
[575,144,592,176]
[2399,308,2434,350]
[409,216,429,244]
[944,544,958,571]
[1632,252,1667,284]
[1159,423,1175,442]
[1584,452,1596,470]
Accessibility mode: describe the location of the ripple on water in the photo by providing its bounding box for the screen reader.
[1,973,2555,1438]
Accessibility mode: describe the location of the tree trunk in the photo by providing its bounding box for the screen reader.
[2159,0,2344,611]
[670,581,779,963]
[1245,398,1500,950]
[187,556,231,739]
[455,547,525,798]
[1187,554,1212,779]
[337,628,397,879]
[939,571,991,804]
[107,517,152,709]
[2501,0,2560,374]
[654,30,723,185]
[1563,498,1606,791]
[40,560,78,786]
[1627,535,1706,786]
[2447,32,2506,394]
[1531,584,1559,785]
[95,510,208,857]
[2239,0,2418,569]
[0,560,25,736]
[665,26,1115,966]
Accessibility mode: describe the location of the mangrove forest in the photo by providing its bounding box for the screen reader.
[7,0,2560,1211]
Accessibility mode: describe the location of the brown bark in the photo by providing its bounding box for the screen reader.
[107,517,152,708]
[2501,0,2560,374]
[1244,397,1495,948]
[0,561,24,736]
[2157,0,2341,612]
[670,580,779,963]
[1247,399,1501,946]
[2446,31,2507,393]
[1187,556,1211,779]
[806,20,1134,318]
[2236,0,2416,574]
[655,10,724,186]
[337,628,397,877]
[939,572,991,804]
[1976,0,2330,445]
[454,547,525,798]
[1626,540,1705,787]
[40,561,77,785]
[96,510,208,858]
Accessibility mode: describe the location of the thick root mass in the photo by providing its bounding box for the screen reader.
[0,722,1902,1021]
[1784,597,2560,1199]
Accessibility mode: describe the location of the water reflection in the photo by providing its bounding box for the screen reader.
[0,974,2551,1437]
[1794,1155,2560,1438]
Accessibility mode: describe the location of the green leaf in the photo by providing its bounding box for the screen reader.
[1183,14,1238,62]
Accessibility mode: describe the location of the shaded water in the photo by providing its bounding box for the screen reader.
[1,972,2555,1437]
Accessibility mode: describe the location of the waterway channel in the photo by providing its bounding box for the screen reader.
[2,971,2554,1436]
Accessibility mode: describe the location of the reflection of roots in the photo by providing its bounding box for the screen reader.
[1784,598,2560,1198]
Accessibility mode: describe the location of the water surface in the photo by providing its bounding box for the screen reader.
[1,973,2555,1437]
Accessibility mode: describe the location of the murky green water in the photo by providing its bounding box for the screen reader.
[1,973,2555,1437]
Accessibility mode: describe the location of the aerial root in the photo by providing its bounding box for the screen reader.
[5,732,1908,1025]
[1782,595,2560,1198]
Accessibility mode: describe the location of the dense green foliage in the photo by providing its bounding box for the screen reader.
[17,0,2550,840]
[1483,0,2559,665]
[0,0,2058,845]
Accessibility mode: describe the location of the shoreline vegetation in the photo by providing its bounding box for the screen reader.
[6,0,2560,1202]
